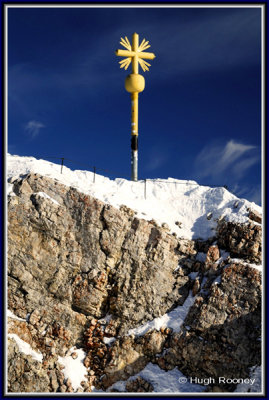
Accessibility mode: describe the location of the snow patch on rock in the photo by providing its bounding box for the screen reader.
[8,333,43,362]
[58,347,88,391]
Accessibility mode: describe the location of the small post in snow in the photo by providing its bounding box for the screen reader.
[115,33,156,181]
[60,158,64,174]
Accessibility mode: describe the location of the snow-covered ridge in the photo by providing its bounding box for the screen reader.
[7,154,261,240]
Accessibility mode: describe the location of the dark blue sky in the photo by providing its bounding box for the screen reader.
[8,5,262,204]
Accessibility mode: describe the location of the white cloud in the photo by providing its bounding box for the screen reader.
[193,140,261,205]
[231,183,261,205]
[193,139,260,181]
[145,146,169,172]
[24,120,45,138]
[232,155,260,179]
[146,155,167,172]
[221,140,255,165]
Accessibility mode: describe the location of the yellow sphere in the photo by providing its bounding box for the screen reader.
[125,74,145,93]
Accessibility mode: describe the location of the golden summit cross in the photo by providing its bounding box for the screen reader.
[115,33,156,74]
[115,33,156,181]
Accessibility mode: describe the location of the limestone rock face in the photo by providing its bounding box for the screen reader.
[97,328,170,389]
[217,220,262,263]
[8,173,192,338]
[8,338,50,393]
[7,173,262,393]
[248,209,262,224]
[157,263,261,391]
[125,376,154,392]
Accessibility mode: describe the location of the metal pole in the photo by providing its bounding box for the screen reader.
[131,91,138,181]
[130,34,139,182]
[144,179,147,199]
[131,148,138,181]
[60,158,64,174]
[93,166,96,183]
[132,33,139,74]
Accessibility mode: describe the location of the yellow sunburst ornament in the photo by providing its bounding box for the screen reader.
[115,33,156,181]
[116,35,155,72]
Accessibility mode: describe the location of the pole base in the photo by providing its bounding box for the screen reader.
[131,149,138,181]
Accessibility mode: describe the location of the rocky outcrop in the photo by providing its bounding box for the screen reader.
[98,328,171,389]
[8,338,51,393]
[125,377,154,392]
[248,209,262,224]
[155,263,261,391]
[8,173,193,336]
[217,220,261,263]
[7,173,262,393]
